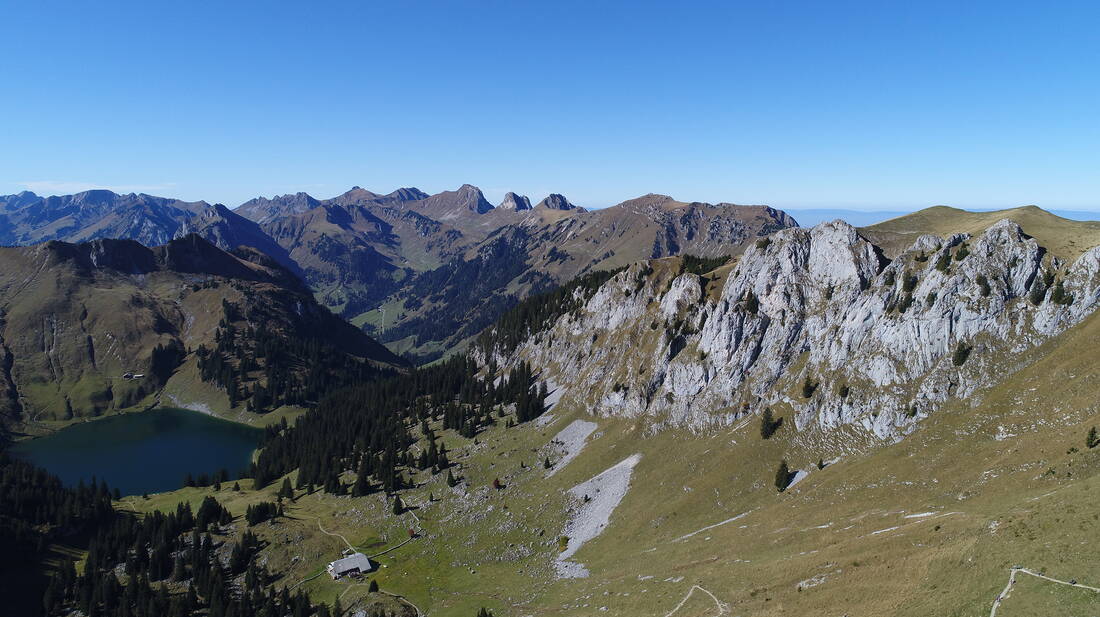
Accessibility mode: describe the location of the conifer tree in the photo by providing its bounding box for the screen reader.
[952,342,972,366]
[1029,277,1047,305]
[744,290,759,315]
[171,554,187,582]
[760,408,780,439]
[775,460,790,492]
[1087,426,1099,449]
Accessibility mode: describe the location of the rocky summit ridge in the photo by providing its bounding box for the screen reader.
[478,218,1100,439]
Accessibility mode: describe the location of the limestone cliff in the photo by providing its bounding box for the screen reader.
[476,219,1100,438]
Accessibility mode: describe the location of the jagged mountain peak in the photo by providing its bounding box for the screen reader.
[411,184,494,220]
[386,187,429,202]
[499,192,532,211]
[0,190,42,213]
[235,192,322,224]
[534,193,582,211]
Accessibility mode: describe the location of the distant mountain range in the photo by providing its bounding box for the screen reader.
[0,186,796,362]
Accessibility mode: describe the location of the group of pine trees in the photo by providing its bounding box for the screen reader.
[250,355,545,495]
[245,501,281,526]
[0,454,117,614]
[474,267,624,356]
[0,450,332,617]
[196,299,386,412]
[43,492,325,617]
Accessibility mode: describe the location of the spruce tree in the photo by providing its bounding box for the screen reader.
[351,462,371,497]
[935,251,951,272]
[976,273,991,297]
[1029,277,1047,305]
[775,460,790,492]
[760,408,780,439]
[801,377,817,398]
[744,291,759,315]
[952,342,972,366]
[171,554,187,582]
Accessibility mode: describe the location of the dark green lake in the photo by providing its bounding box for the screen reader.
[11,408,262,496]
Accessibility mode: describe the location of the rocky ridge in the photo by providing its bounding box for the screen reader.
[477,219,1100,439]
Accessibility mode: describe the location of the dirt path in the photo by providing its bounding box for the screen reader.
[336,584,423,617]
[301,505,426,615]
[380,590,423,617]
[989,566,1100,617]
[663,585,727,617]
[673,511,752,542]
[315,517,355,552]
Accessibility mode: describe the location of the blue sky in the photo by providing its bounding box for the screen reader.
[2,1,1099,211]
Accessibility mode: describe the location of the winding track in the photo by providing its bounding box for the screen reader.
[315,517,355,552]
[663,585,727,617]
[988,567,1100,617]
[295,505,425,616]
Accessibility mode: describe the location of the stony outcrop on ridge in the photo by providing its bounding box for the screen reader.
[477,219,1100,439]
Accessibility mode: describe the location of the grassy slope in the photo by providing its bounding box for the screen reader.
[97,236,1100,616]
[125,306,1100,615]
[863,205,1100,261]
[0,239,403,433]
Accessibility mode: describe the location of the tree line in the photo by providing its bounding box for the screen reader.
[0,450,336,617]
[250,356,546,495]
[197,299,387,412]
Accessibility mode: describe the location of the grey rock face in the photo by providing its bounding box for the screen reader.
[499,192,533,211]
[480,219,1100,439]
[535,194,582,211]
[235,192,322,224]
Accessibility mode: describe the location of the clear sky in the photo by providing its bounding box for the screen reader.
[2,1,1099,211]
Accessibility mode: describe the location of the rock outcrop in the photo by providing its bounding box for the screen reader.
[478,219,1100,439]
[535,194,583,211]
[499,192,533,211]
